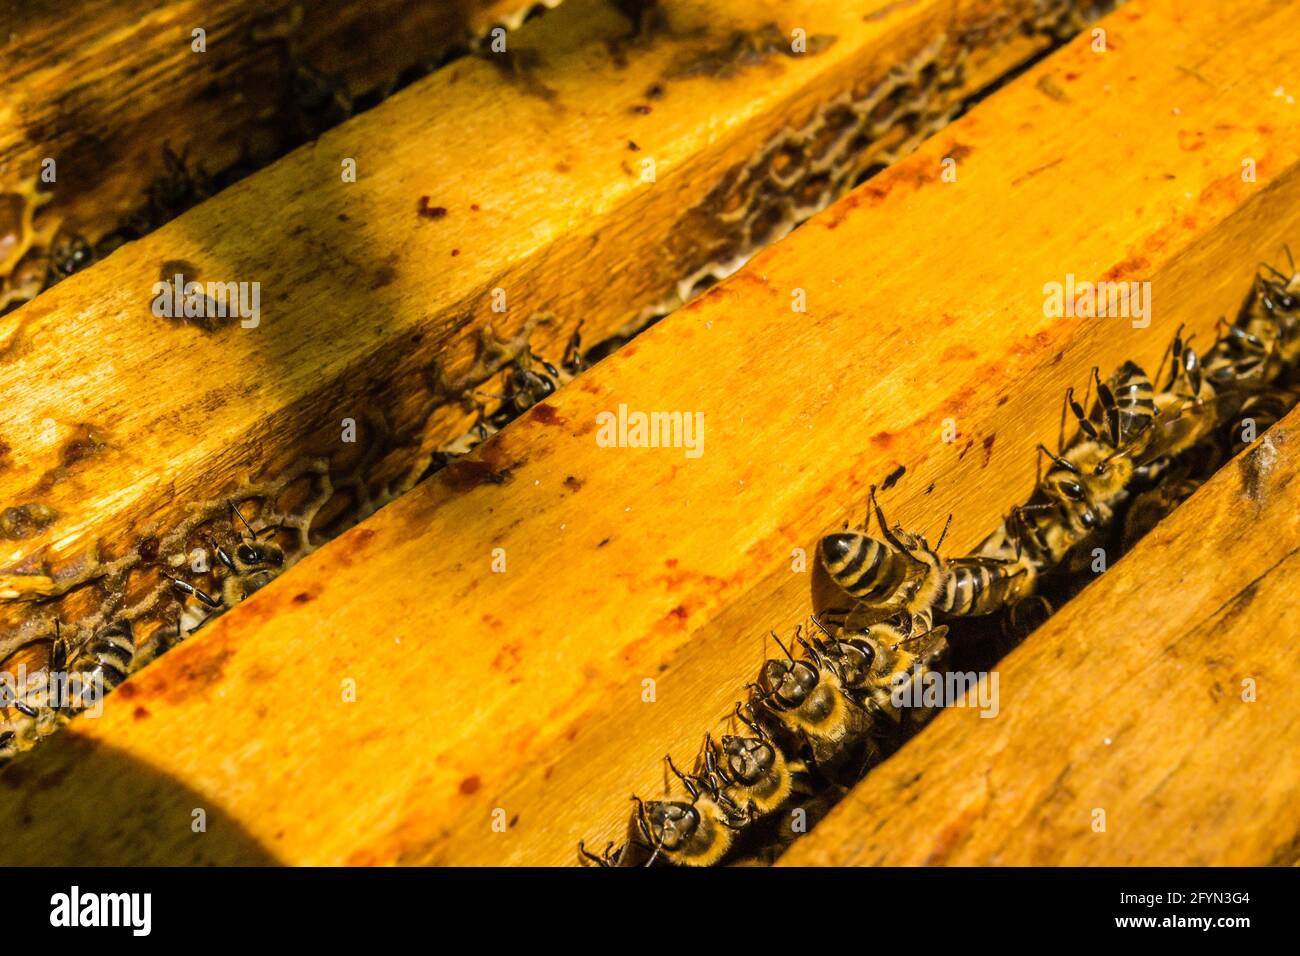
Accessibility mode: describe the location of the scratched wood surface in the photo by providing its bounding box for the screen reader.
[1,0,1296,865]
[0,0,552,244]
[780,406,1300,866]
[0,0,1072,654]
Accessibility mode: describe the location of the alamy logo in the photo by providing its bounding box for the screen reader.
[151,273,261,328]
[1042,273,1151,328]
[892,668,999,718]
[595,404,705,459]
[0,666,104,717]
[50,886,151,936]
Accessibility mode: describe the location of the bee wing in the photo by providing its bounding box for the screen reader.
[894,625,950,668]
[843,602,892,632]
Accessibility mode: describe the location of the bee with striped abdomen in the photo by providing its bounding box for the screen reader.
[67,620,135,710]
[938,555,1037,618]
[818,487,947,633]
[1066,362,1159,457]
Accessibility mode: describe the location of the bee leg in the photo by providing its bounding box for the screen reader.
[211,541,239,573]
[469,400,492,442]
[562,321,586,374]
[530,351,561,379]
[171,578,222,608]
[577,841,610,867]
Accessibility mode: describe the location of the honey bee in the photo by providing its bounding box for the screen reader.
[1206,318,1281,393]
[1145,325,1227,464]
[484,351,561,430]
[67,620,135,708]
[1066,363,1159,456]
[444,324,588,464]
[48,232,94,280]
[704,702,808,819]
[0,630,68,754]
[823,485,1046,629]
[171,502,285,613]
[629,755,753,866]
[1205,258,1300,396]
[750,625,876,776]
[1239,251,1300,361]
[973,502,1069,636]
[810,618,949,732]
[818,486,947,633]
[1037,439,1132,534]
[1027,361,1170,550]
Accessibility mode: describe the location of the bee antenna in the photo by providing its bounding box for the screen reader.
[1080,368,1095,418]
[1036,443,1076,474]
[865,484,880,535]
[796,634,819,664]
[733,701,761,736]
[770,631,795,662]
[227,499,257,537]
[1154,329,1177,391]
[1260,260,1288,282]
[934,512,953,552]
[869,485,910,552]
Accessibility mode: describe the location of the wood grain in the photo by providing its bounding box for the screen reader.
[1,0,1295,866]
[0,0,552,242]
[0,0,1078,652]
[780,407,1300,866]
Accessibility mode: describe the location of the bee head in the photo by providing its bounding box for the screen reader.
[718,734,776,785]
[512,365,556,401]
[1262,278,1298,314]
[638,799,699,852]
[816,638,875,687]
[1045,470,1097,528]
[758,658,819,709]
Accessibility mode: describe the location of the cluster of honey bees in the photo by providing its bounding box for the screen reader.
[0,318,594,762]
[0,500,294,762]
[581,252,1300,867]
